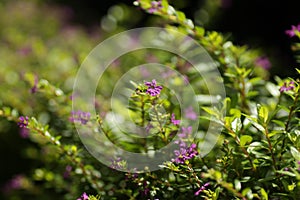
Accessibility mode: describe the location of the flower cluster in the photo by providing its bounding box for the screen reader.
[173,143,198,164]
[3,175,25,193]
[69,111,91,125]
[194,182,210,196]
[110,157,127,170]
[17,116,29,128]
[63,165,72,179]
[172,126,198,164]
[279,81,295,92]
[285,24,300,37]
[144,79,163,96]
[171,113,180,125]
[184,106,197,120]
[148,1,163,13]
[255,56,271,70]
[77,192,89,200]
[19,127,29,138]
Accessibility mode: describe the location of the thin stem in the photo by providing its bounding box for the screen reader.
[279,91,300,161]
[264,126,277,171]
[141,95,145,127]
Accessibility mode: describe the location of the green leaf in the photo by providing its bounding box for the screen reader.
[202,107,219,117]
[231,117,242,132]
[230,108,241,118]
[176,11,186,22]
[258,105,269,124]
[240,135,253,147]
[234,179,241,191]
[260,188,268,200]
[242,187,253,199]
[195,26,205,37]
[272,120,285,128]
[276,170,296,177]
[266,82,280,97]
[290,146,300,161]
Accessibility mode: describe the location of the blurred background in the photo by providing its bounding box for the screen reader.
[1,0,300,199]
[46,0,300,77]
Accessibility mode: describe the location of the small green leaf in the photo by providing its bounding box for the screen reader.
[258,105,269,124]
[290,147,300,161]
[234,179,241,191]
[276,170,296,177]
[272,120,285,128]
[176,11,186,22]
[202,107,219,117]
[260,188,268,200]
[230,108,241,118]
[195,26,205,37]
[240,135,253,147]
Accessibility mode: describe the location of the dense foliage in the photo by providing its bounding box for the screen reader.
[1,0,300,199]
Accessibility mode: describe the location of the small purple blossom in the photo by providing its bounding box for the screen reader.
[178,126,192,138]
[148,1,162,13]
[3,175,25,193]
[69,111,91,125]
[18,116,29,128]
[174,126,193,148]
[171,113,180,125]
[140,181,150,196]
[63,165,72,179]
[279,81,295,92]
[195,182,210,196]
[145,79,163,96]
[172,143,198,164]
[184,106,197,120]
[284,167,289,171]
[285,24,300,37]
[19,127,29,138]
[255,56,271,70]
[145,122,153,133]
[110,157,126,170]
[77,192,89,200]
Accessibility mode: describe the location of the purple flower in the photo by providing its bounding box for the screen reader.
[285,24,300,37]
[110,157,126,170]
[3,175,25,193]
[178,126,192,138]
[171,113,180,125]
[19,127,29,138]
[145,79,163,96]
[69,111,91,125]
[63,165,72,179]
[140,181,150,196]
[77,192,89,200]
[148,1,162,13]
[279,81,295,92]
[184,106,197,120]
[172,143,198,164]
[195,182,210,196]
[18,116,29,128]
[145,123,153,133]
[255,56,271,70]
